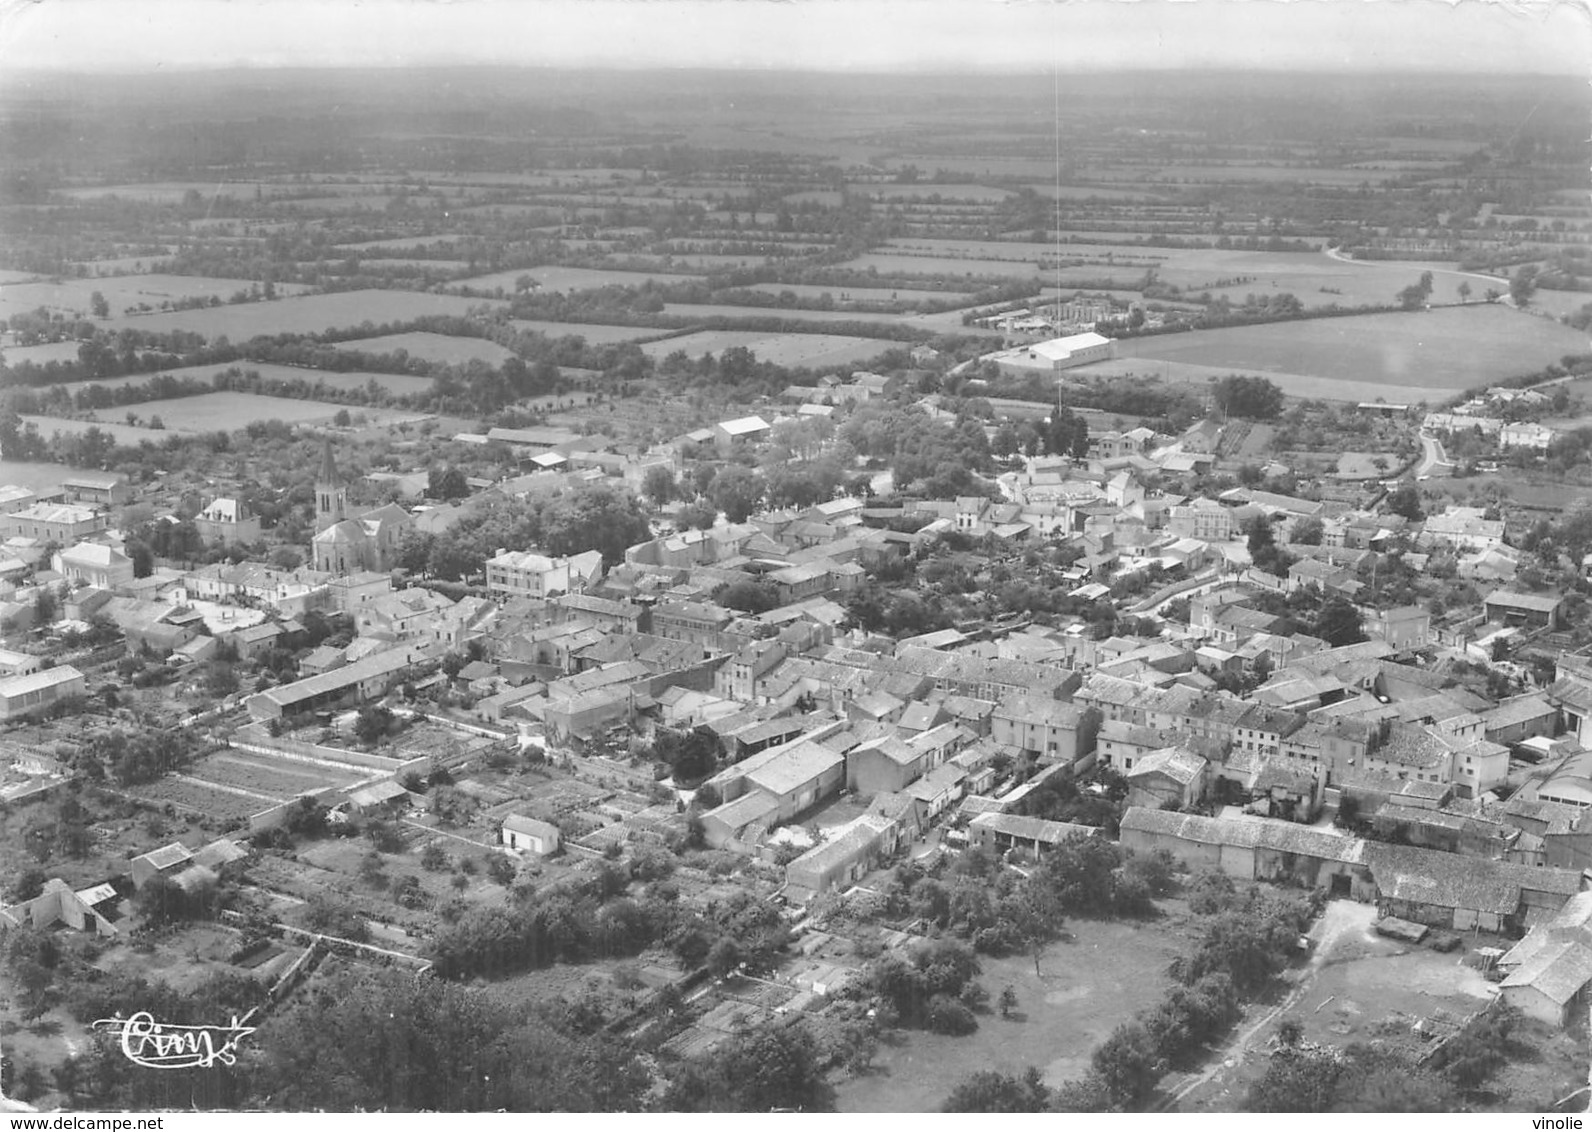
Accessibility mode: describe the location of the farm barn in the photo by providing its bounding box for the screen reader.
[989,332,1115,376]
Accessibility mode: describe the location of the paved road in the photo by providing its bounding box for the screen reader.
[1415,432,1453,478]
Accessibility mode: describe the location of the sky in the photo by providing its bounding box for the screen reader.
[0,0,1587,75]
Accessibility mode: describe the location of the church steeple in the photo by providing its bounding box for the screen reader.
[315,437,346,530]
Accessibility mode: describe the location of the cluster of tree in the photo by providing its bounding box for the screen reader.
[859,938,987,1034]
[1213,375,1285,421]
[1246,1041,1453,1113]
[661,1019,835,1112]
[254,967,650,1111]
[841,403,996,498]
[1397,270,1436,310]
[428,860,787,982]
[397,481,652,580]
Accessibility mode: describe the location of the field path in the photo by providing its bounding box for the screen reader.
[1160,900,1375,1111]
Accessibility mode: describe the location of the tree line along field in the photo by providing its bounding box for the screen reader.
[1097,305,1590,398]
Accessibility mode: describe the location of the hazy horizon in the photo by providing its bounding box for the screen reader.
[0,0,1586,77]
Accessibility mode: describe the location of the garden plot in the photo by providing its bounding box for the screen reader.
[126,777,264,821]
[189,750,370,798]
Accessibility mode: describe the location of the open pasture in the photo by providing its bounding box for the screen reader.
[101,288,502,338]
[1108,305,1586,394]
[351,258,473,272]
[640,330,892,368]
[21,416,177,445]
[0,274,314,322]
[334,331,517,367]
[448,265,695,294]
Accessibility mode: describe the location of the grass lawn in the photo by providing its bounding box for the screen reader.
[834,916,1188,1112]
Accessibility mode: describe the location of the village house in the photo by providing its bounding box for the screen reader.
[501,814,562,856]
[485,548,605,600]
[193,497,262,546]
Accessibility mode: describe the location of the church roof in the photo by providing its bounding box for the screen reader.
[317,438,339,485]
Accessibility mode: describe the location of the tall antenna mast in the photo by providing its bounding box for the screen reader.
[1053,2,1063,325]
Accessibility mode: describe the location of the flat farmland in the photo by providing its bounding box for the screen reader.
[0,274,315,322]
[69,391,422,432]
[56,181,285,202]
[334,331,517,366]
[510,319,669,344]
[840,252,1044,280]
[448,265,695,294]
[834,917,1185,1112]
[101,289,502,338]
[640,330,893,368]
[59,362,435,398]
[190,750,368,797]
[0,269,43,284]
[859,184,1016,201]
[1109,306,1588,393]
[1069,357,1440,406]
[337,236,466,252]
[743,282,974,304]
[353,258,473,272]
[72,255,176,275]
[21,415,173,445]
[661,303,912,327]
[2,340,86,366]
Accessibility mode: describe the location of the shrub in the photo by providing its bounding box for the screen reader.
[925,994,978,1036]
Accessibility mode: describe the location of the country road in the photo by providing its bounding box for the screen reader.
[1320,246,1508,291]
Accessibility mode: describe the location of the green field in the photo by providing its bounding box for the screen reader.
[101,289,502,339]
[59,361,435,398]
[1,340,86,367]
[834,917,1184,1112]
[448,265,695,294]
[333,331,517,367]
[0,273,315,322]
[1104,305,1587,396]
[510,319,670,344]
[28,392,424,438]
[639,330,894,368]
